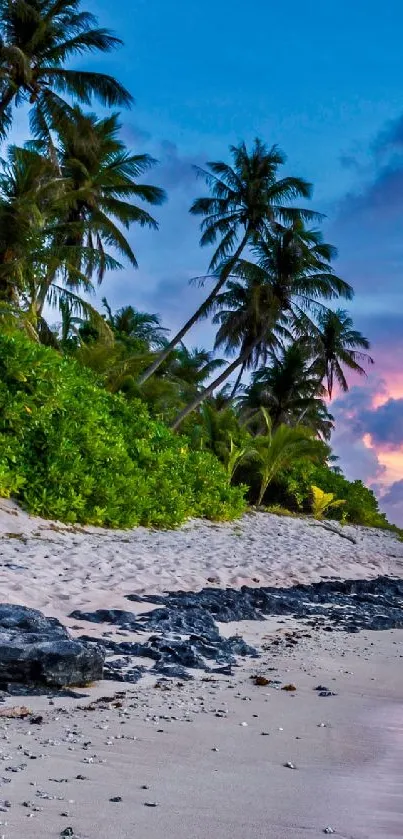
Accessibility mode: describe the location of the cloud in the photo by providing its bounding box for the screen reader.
[335,111,403,228]
[156,140,204,190]
[372,113,403,156]
[331,382,387,485]
[382,479,403,507]
[362,398,403,448]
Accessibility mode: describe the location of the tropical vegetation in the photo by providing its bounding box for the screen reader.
[0,0,394,532]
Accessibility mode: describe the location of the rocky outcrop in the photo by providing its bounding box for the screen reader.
[0,605,104,687]
[71,575,403,683]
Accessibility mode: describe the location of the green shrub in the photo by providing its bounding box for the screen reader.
[0,332,245,528]
[311,485,345,520]
[272,460,394,530]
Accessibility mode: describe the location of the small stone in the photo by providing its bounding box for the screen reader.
[109,796,122,803]
[144,801,159,807]
[281,684,297,692]
[240,722,248,727]
[60,829,74,838]
[211,747,219,752]
[260,731,270,736]
[140,785,149,790]
[284,761,297,770]
[251,676,270,687]
[323,828,335,835]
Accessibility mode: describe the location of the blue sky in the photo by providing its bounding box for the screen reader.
[13,0,403,521]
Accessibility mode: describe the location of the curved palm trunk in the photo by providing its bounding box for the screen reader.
[171,339,261,431]
[137,231,250,386]
[230,363,245,399]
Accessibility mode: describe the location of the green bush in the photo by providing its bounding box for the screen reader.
[0,332,245,528]
[275,460,394,530]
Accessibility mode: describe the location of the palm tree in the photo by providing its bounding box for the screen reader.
[102,299,168,349]
[166,345,225,394]
[170,274,280,430]
[253,410,324,506]
[312,308,374,398]
[238,342,334,440]
[0,144,113,343]
[137,139,322,385]
[170,221,353,430]
[0,0,132,140]
[32,108,165,308]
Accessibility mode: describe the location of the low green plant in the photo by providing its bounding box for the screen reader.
[253,409,324,506]
[311,485,345,519]
[0,332,245,528]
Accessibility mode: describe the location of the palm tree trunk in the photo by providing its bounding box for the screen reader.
[137,231,250,386]
[171,340,260,431]
[230,363,245,399]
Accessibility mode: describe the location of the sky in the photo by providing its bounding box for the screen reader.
[13,0,403,523]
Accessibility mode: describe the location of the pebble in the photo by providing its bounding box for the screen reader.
[144,801,159,807]
[284,761,297,769]
[323,828,335,835]
[109,796,122,803]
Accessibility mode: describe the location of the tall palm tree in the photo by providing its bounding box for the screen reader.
[0,144,114,343]
[312,308,374,398]
[0,0,132,140]
[0,144,60,302]
[238,342,334,440]
[137,139,322,385]
[32,107,165,308]
[170,275,280,430]
[171,222,353,430]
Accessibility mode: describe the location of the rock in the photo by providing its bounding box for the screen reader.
[0,705,31,718]
[0,605,104,687]
[323,828,335,834]
[284,761,297,769]
[109,796,122,803]
[281,684,297,691]
[69,575,403,684]
[251,675,270,686]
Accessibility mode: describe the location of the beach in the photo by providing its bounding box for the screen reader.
[0,499,402,838]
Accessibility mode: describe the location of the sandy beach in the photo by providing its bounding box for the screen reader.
[0,500,402,838]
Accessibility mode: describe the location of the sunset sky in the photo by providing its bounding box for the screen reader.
[18,1,403,521]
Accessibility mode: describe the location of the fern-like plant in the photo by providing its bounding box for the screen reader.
[311,485,345,520]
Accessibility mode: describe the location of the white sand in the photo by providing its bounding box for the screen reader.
[0,622,401,838]
[0,500,402,837]
[0,499,402,623]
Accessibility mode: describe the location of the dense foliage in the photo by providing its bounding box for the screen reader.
[0,332,245,527]
[0,0,395,533]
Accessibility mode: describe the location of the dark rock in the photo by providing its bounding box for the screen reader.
[70,575,403,684]
[0,605,104,687]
